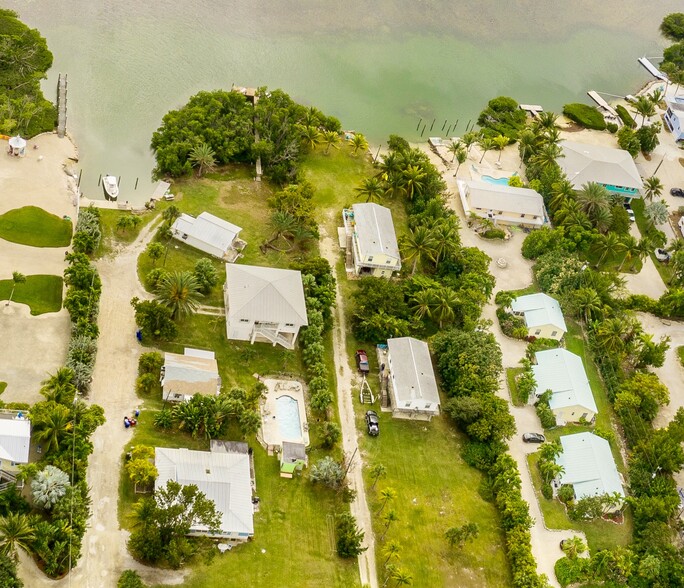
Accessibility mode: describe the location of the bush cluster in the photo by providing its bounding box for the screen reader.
[562,103,606,130]
[72,207,102,255]
[615,104,637,128]
[496,307,527,339]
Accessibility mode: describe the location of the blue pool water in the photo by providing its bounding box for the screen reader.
[482,174,515,185]
[276,395,302,441]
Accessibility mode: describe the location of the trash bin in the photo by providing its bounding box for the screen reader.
[136,329,142,342]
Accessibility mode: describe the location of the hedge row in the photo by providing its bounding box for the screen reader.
[615,104,637,129]
[562,103,606,131]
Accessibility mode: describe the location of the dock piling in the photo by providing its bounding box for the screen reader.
[416,118,422,131]
[430,118,436,131]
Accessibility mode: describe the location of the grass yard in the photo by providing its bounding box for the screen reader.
[630,198,670,285]
[97,208,158,257]
[506,367,527,407]
[358,411,511,588]
[527,452,633,552]
[0,206,72,247]
[0,274,63,314]
[0,382,6,395]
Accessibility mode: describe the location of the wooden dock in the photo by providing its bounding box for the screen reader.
[57,73,67,138]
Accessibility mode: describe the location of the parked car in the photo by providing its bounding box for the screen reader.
[670,187,684,198]
[623,201,636,222]
[655,248,671,262]
[355,350,370,374]
[522,432,546,443]
[365,410,379,436]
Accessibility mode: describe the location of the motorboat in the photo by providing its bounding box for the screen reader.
[102,175,119,201]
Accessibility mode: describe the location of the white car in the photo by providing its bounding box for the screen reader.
[655,248,671,262]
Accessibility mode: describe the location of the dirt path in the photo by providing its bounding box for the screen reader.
[18,219,185,587]
[320,229,378,588]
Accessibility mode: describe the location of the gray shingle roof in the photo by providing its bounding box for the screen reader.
[387,337,440,405]
[532,349,597,414]
[557,433,624,500]
[558,140,643,191]
[225,264,308,326]
[155,447,254,536]
[351,203,400,261]
[510,293,567,332]
[464,180,547,217]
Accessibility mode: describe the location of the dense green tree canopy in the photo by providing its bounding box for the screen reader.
[477,96,526,140]
[661,14,684,41]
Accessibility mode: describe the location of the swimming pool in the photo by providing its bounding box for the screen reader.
[482,174,515,185]
[276,395,302,441]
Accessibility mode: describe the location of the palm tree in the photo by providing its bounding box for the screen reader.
[539,461,564,484]
[644,200,669,227]
[377,152,402,181]
[369,464,387,491]
[529,142,562,173]
[543,126,562,146]
[617,235,639,272]
[453,146,467,177]
[384,174,407,200]
[40,367,77,405]
[433,287,459,328]
[536,111,559,132]
[410,289,435,321]
[188,142,216,178]
[155,271,201,319]
[577,182,610,222]
[648,88,664,106]
[299,125,322,151]
[402,165,426,200]
[401,226,436,275]
[594,232,624,267]
[573,288,604,324]
[0,513,35,562]
[32,403,71,454]
[447,140,463,163]
[162,205,181,224]
[596,317,629,355]
[382,540,401,567]
[349,133,369,156]
[517,129,538,165]
[355,177,385,203]
[548,179,576,214]
[376,487,397,515]
[430,219,460,265]
[593,206,613,234]
[461,131,479,156]
[633,95,656,125]
[6,271,26,306]
[380,510,399,541]
[392,568,413,587]
[561,536,587,560]
[477,137,495,164]
[493,135,509,162]
[643,176,664,201]
[322,130,340,155]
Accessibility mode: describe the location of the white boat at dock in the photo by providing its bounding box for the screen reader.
[102,175,119,201]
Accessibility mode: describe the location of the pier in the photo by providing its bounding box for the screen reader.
[57,73,68,138]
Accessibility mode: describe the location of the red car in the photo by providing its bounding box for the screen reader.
[355,350,370,374]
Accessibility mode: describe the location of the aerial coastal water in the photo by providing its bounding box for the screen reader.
[3,0,680,202]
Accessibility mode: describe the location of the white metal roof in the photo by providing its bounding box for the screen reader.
[0,417,30,464]
[225,264,308,326]
[510,293,567,332]
[8,136,26,149]
[387,337,440,406]
[532,349,598,414]
[557,432,624,499]
[558,140,643,192]
[171,212,242,253]
[463,180,547,218]
[155,447,254,536]
[351,203,401,262]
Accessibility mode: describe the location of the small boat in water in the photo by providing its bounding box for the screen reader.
[102,175,119,201]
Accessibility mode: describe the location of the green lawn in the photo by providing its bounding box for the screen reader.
[0,206,72,247]
[506,367,526,407]
[527,452,632,552]
[630,198,670,285]
[96,208,158,257]
[0,274,63,314]
[0,382,6,395]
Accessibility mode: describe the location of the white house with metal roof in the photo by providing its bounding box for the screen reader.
[510,293,567,341]
[664,97,684,141]
[0,411,31,476]
[160,348,221,402]
[342,203,401,277]
[557,140,643,199]
[385,337,440,420]
[224,264,308,349]
[457,179,548,228]
[171,212,244,260]
[532,349,598,424]
[556,432,625,507]
[155,444,254,541]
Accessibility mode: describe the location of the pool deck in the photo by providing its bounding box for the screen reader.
[258,378,310,452]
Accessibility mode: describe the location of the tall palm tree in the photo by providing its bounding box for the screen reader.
[529,142,562,173]
[577,182,611,222]
[433,287,459,328]
[392,568,413,587]
[593,206,613,234]
[402,165,426,200]
[384,174,407,200]
[401,226,436,275]
[377,152,402,181]
[493,135,509,162]
[32,403,72,454]
[447,140,463,163]
[376,487,397,515]
[155,271,201,319]
[162,205,181,224]
[596,317,629,355]
[643,176,664,201]
[430,219,460,265]
[322,130,340,155]
[0,513,35,562]
[188,142,216,178]
[648,88,664,106]
[594,232,624,267]
[355,177,385,203]
[536,111,559,132]
[633,95,656,125]
[644,200,669,227]
[539,461,564,484]
[517,129,538,165]
[548,179,576,214]
[410,289,435,321]
[477,137,495,164]
[617,235,639,272]
[349,133,369,156]
[40,367,77,405]
[369,464,387,491]
[299,125,322,151]
[380,510,399,541]
[543,126,562,146]
[453,146,467,177]
[461,131,479,156]
[573,288,604,324]
[382,540,401,567]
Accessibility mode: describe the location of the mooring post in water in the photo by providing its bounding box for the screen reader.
[118,176,121,190]
[430,118,435,131]
[97,174,102,187]
[454,118,459,130]
[441,120,447,131]
[135,178,139,190]
[446,125,452,136]
[420,124,425,137]
[373,144,382,163]
[77,169,82,188]
[416,118,422,131]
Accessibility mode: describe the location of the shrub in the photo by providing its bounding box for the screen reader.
[541,482,553,500]
[525,337,561,357]
[138,352,163,376]
[496,308,527,339]
[606,122,618,133]
[616,104,637,128]
[145,268,168,290]
[118,570,146,588]
[617,126,640,157]
[562,103,606,130]
[482,228,506,240]
[536,402,556,429]
[554,556,592,588]
[557,484,575,504]
[335,512,367,558]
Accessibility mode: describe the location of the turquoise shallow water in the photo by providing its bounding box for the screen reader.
[3,1,679,202]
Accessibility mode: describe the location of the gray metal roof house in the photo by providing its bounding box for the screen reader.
[343,203,401,277]
[510,293,567,341]
[155,446,254,541]
[386,337,440,420]
[171,212,244,260]
[0,412,30,472]
[532,349,598,424]
[161,348,221,402]
[224,264,308,349]
[556,432,625,504]
[558,140,643,198]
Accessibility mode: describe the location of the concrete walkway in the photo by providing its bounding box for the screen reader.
[320,228,378,588]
